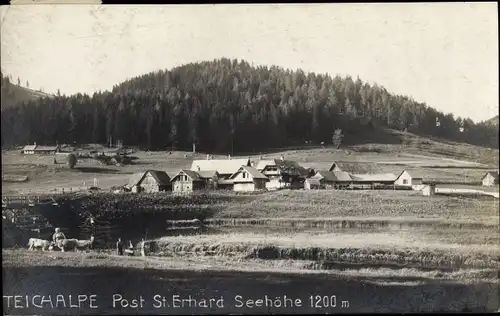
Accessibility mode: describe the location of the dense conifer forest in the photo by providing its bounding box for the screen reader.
[1,58,498,152]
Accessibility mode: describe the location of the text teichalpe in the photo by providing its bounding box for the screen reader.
[3,294,99,309]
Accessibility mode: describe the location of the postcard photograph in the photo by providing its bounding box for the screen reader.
[1,2,499,315]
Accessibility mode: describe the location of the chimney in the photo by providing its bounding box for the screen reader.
[228,154,231,160]
[34,142,37,146]
[206,154,210,160]
[280,155,284,161]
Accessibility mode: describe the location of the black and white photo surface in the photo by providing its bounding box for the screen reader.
[1,2,499,314]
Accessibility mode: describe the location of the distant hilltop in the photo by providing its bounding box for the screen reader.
[484,115,499,126]
[1,72,54,111]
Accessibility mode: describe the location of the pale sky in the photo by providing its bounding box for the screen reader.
[1,3,498,122]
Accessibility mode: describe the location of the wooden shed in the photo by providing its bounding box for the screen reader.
[171,170,205,193]
[126,170,171,193]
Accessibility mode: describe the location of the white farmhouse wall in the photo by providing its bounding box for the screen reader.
[234,183,255,192]
[173,180,193,193]
[482,174,497,187]
[394,171,412,186]
[141,173,160,193]
[266,178,285,190]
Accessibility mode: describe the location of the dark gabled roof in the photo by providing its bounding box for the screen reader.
[259,159,308,177]
[147,170,171,185]
[171,169,202,182]
[315,170,352,182]
[482,171,499,181]
[328,161,381,174]
[127,170,171,187]
[230,166,269,180]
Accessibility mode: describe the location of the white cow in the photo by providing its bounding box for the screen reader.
[59,235,95,252]
[27,238,52,251]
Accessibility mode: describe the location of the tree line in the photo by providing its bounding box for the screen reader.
[1,58,498,153]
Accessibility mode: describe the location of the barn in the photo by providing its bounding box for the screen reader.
[190,157,251,180]
[21,145,37,155]
[312,170,352,189]
[350,173,398,189]
[126,170,171,193]
[33,145,60,155]
[229,166,269,192]
[394,170,423,187]
[481,171,499,187]
[171,170,205,193]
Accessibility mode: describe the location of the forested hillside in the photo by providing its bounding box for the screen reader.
[1,58,498,152]
[1,70,54,111]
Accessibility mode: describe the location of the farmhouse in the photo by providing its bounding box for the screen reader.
[126,170,171,193]
[311,170,352,189]
[394,170,424,187]
[256,156,309,190]
[190,157,251,180]
[481,171,499,187]
[171,170,206,193]
[229,166,269,192]
[328,161,380,174]
[21,143,60,155]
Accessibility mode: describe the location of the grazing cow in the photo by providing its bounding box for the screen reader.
[60,236,95,252]
[27,238,52,251]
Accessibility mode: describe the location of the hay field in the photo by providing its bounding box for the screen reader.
[215,190,498,222]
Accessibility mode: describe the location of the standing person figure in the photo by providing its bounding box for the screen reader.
[140,239,146,257]
[52,228,66,250]
[116,238,124,256]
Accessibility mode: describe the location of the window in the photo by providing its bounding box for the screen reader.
[403,179,408,184]
[242,172,246,179]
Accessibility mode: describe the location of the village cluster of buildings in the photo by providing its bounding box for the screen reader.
[124,155,499,194]
[19,143,499,194]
